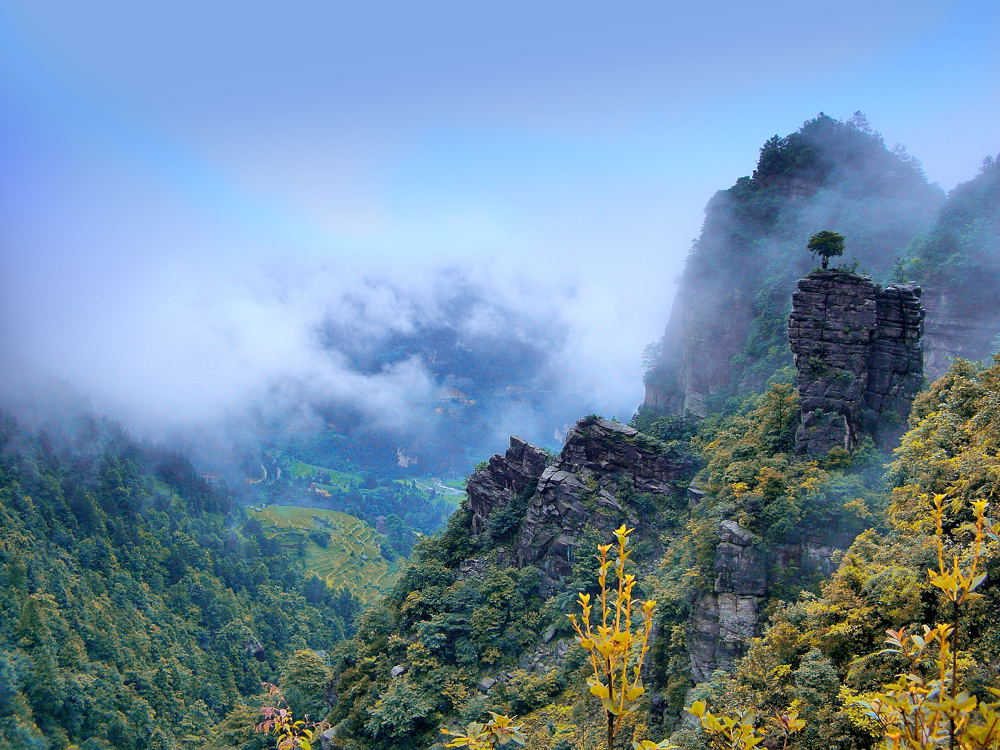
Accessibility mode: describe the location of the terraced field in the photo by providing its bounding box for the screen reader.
[248,505,399,603]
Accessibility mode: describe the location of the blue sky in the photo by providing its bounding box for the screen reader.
[1,0,998,427]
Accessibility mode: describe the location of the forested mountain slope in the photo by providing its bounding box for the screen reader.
[686,357,1000,750]
[317,392,889,748]
[303,358,1000,750]
[0,414,352,749]
[908,156,1000,377]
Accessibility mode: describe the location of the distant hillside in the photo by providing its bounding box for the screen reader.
[239,440,459,561]
[906,155,1000,377]
[248,505,400,603]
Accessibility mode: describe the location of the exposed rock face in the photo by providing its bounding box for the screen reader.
[464,418,855,685]
[688,521,766,682]
[467,417,699,595]
[555,418,697,495]
[688,521,849,681]
[466,436,549,534]
[789,272,877,453]
[643,281,755,417]
[676,284,756,417]
[866,284,926,446]
[788,270,923,454]
[643,381,683,414]
[922,287,1000,380]
[517,419,698,593]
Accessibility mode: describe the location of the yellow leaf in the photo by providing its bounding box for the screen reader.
[590,682,610,700]
[626,685,645,702]
[602,696,622,715]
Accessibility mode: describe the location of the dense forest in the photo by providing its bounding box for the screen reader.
[9,357,1000,750]
[0,414,355,749]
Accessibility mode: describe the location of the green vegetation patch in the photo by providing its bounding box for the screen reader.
[248,505,399,603]
[407,476,467,508]
[286,459,360,486]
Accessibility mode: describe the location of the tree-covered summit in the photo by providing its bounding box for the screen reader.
[645,113,944,415]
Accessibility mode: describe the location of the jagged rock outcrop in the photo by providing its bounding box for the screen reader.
[688,521,766,682]
[467,436,549,534]
[555,418,697,495]
[788,270,923,454]
[464,417,851,682]
[466,417,699,594]
[865,284,926,446]
[517,419,698,593]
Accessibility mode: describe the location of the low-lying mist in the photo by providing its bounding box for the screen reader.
[1,241,672,480]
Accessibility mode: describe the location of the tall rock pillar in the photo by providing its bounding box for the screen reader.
[788,270,923,454]
[865,285,926,447]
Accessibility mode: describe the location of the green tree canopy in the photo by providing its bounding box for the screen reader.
[807,230,845,269]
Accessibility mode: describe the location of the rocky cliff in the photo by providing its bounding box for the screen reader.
[788,270,923,454]
[467,436,549,535]
[922,287,1000,380]
[467,417,699,594]
[688,520,766,682]
[642,115,942,417]
[688,520,850,681]
[466,417,849,684]
[654,282,755,417]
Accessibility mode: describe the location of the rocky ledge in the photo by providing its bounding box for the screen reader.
[466,417,699,595]
[467,436,549,535]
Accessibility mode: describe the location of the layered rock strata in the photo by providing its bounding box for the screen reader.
[467,436,549,534]
[464,417,852,684]
[688,521,766,683]
[466,417,698,594]
[788,270,923,454]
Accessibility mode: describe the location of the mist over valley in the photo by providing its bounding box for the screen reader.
[1,4,1000,749]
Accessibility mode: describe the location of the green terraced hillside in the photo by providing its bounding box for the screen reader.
[248,505,400,603]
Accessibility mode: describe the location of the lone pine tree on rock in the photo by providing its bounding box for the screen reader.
[807,230,845,269]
